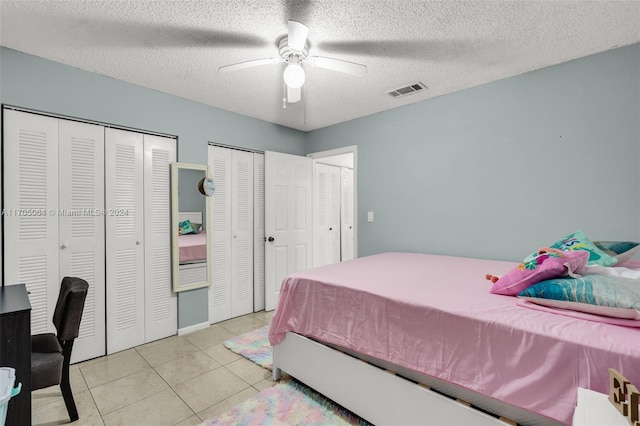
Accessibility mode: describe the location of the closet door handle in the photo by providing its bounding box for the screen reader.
[60,243,68,249]
[136,240,141,245]
[267,236,275,242]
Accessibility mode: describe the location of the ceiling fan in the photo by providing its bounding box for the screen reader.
[218,21,367,105]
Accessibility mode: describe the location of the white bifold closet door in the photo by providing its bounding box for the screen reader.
[3,110,106,362]
[210,146,233,322]
[143,135,178,342]
[340,167,355,262]
[230,150,254,317]
[105,129,176,354]
[105,128,145,353]
[313,163,341,267]
[4,111,60,336]
[58,120,106,363]
[209,146,256,323]
[253,153,265,312]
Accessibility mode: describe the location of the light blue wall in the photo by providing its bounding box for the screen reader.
[306,44,640,262]
[2,43,639,329]
[0,47,306,329]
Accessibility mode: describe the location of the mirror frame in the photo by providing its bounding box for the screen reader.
[171,162,211,292]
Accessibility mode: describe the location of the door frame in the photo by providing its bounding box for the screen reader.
[307,145,358,260]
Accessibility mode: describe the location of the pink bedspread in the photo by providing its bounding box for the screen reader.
[178,232,207,262]
[268,252,640,425]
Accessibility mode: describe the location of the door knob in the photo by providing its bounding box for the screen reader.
[60,243,68,249]
[136,240,141,245]
[268,236,275,242]
[329,227,333,231]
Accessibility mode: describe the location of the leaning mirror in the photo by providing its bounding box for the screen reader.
[171,162,212,292]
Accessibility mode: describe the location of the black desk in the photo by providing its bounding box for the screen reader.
[0,284,31,426]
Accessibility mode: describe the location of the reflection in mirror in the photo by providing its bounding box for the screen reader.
[171,162,211,292]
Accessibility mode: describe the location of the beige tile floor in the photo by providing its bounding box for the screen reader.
[32,310,276,426]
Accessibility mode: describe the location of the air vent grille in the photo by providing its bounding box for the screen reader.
[387,82,427,98]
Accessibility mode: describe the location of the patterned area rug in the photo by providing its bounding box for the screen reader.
[223,325,272,370]
[204,378,370,426]
[215,326,371,426]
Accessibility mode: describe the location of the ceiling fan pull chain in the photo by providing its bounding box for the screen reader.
[283,84,287,108]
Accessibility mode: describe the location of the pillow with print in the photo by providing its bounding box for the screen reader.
[518,274,640,320]
[179,219,196,235]
[489,249,589,296]
[523,230,618,267]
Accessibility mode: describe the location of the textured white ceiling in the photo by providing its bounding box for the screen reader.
[1,1,639,132]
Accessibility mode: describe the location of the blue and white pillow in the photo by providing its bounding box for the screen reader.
[518,274,640,320]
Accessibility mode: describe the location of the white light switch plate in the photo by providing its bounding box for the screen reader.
[367,212,374,222]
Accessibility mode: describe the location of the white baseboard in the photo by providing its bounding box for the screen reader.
[178,321,210,336]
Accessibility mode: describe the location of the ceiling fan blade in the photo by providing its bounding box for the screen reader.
[288,20,309,52]
[287,85,302,103]
[307,56,368,77]
[218,57,281,73]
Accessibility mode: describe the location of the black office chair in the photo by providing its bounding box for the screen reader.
[31,277,89,422]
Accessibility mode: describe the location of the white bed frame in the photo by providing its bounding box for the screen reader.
[273,332,562,426]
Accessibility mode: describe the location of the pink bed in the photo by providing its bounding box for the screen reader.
[269,252,640,425]
[178,232,207,263]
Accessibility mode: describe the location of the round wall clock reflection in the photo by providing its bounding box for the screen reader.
[198,177,215,196]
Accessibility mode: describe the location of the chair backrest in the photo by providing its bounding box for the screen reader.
[52,277,89,343]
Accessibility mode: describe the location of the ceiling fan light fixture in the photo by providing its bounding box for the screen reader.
[283,63,305,89]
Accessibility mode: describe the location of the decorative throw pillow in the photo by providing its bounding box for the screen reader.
[517,274,640,320]
[191,222,203,233]
[179,219,196,235]
[490,249,589,296]
[524,230,618,267]
[594,241,640,265]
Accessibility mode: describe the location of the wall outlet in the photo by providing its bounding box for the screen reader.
[367,212,374,222]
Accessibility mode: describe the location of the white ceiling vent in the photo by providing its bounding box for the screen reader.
[387,82,428,98]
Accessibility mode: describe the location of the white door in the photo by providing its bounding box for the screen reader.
[209,146,233,322]
[253,153,265,311]
[341,167,355,261]
[313,163,341,267]
[231,150,254,317]
[143,135,177,342]
[58,119,106,363]
[3,110,60,334]
[313,163,329,267]
[264,151,312,311]
[105,128,145,354]
[327,165,341,264]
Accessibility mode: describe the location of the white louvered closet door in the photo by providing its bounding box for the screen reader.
[341,167,355,261]
[143,135,177,342]
[105,128,145,354]
[58,120,106,363]
[3,110,60,334]
[231,150,254,317]
[209,146,232,323]
[253,153,265,312]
